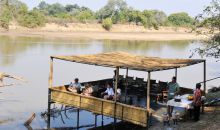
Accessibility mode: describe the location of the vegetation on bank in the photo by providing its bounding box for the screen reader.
[0,0,195,30]
[193,0,220,59]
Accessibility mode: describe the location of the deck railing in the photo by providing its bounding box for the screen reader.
[50,86,147,127]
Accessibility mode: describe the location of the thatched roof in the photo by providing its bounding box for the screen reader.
[51,52,205,72]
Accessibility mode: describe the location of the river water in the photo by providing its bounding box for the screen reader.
[0,35,219,130]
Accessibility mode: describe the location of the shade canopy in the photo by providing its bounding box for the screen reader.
[51,52,205,72]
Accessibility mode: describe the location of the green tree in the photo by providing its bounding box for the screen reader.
[168,12,194,26]
[193,0,220,59]
[47,3,66,16]
[96,0,128,23]
[38,1,49,10]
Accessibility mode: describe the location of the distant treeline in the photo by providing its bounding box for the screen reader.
[0,0,195,30]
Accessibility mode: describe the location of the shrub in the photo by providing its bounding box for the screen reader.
[0,7,11,30]
[18,10,46,28]
[102,18,112,31]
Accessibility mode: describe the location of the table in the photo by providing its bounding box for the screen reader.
[167,94,193,109]
[167,94,193,120]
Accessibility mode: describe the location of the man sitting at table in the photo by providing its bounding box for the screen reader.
[167,76,180,117]
[68,78,81,93]
[101,83,114,100]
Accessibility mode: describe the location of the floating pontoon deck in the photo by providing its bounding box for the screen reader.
[47,52,206,128]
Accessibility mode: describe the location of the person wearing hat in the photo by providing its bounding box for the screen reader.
[193,83,202,121]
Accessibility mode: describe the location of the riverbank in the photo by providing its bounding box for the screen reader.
[150,106,220,130]
[0,23,206,41]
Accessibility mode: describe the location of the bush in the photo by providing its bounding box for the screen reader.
[77,10,94,23]
[18,10,46,28]
[102,18,112,31]
[0,7,11,30]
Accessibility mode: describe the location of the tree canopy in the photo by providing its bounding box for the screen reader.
[0,0,195,30]
[194,0,220,59]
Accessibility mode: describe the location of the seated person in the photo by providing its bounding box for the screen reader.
[68,78,81,93]
[101,83,114,100]
[82,84,93,96]
[113,88,121,101]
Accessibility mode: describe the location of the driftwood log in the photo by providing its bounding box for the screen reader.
[24,113,36,126]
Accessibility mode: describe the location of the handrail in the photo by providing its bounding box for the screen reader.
[198,76,220,84]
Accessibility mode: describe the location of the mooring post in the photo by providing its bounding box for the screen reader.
[77,108,80,129]
[95,114,97,127]
[47,89,51,129]
[101,101,104,127]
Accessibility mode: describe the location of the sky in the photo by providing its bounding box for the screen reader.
[19,0,212,17]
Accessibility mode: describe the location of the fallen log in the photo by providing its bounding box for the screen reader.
[24,113,36,126]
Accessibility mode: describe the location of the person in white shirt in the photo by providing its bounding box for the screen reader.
[102,83,114,100]
[113,88,121,101]
[68,78,81,93]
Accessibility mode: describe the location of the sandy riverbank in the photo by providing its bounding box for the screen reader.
[0,23,207,41]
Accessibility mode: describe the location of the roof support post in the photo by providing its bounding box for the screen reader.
[47,57,53,129]
[49,57,54,88]
[114,67,119,102]
[202,60,206,113]
[114,67,119,125]
[175,68,178,81]
[203,60,206,95]
[124,68,128,103]
[146,71,151,127]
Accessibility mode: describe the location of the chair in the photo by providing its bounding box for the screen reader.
[135,77,144,83]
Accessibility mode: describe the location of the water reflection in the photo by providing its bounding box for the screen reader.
[102,40,191,53]
[0,36,91,66]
